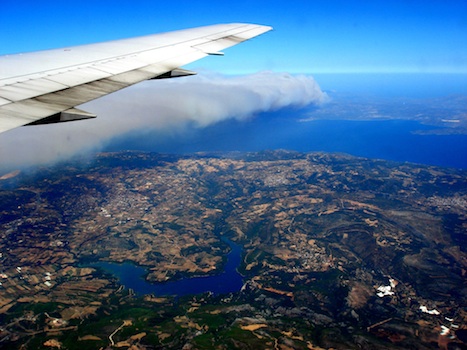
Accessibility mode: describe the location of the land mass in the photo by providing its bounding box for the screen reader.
[0,150,466,349]
[303,94,467,135]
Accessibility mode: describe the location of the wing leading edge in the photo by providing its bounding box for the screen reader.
[0,23,272,134]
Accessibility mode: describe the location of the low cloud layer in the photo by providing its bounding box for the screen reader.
[0,71,326,172]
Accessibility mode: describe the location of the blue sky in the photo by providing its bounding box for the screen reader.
[1,0,466,74]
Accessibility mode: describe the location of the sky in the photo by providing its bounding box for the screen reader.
[1,0,466,74]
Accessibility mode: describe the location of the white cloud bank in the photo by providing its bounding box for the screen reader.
[0,71,327,172]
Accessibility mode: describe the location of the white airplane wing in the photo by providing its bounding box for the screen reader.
[0,23,272,134]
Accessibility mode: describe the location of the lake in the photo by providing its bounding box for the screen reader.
[90,238,243,297]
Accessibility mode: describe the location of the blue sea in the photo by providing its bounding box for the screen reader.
[192,117,465,167]
[104,73,467,169]
[106,116,467,169]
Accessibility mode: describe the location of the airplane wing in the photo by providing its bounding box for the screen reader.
[0,23,272,134]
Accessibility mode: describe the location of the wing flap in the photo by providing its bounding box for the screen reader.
[0,97,10,106]
[46,67,112,87]
[39,79,128,106]
[107,67,162,85]
[0,112,35,130]
[0,78,68,102]
[91,58,147,75]
[2,99,65,118]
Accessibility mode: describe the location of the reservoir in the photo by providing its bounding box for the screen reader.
[90,238,243,297]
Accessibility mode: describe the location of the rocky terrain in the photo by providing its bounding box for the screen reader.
[0,150,465,349]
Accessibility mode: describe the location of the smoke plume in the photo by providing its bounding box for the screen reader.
[0,71,326,172]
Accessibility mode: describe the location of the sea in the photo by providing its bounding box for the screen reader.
[104,73,467,169]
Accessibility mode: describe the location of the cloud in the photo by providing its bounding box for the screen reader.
[0,71,327,172]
